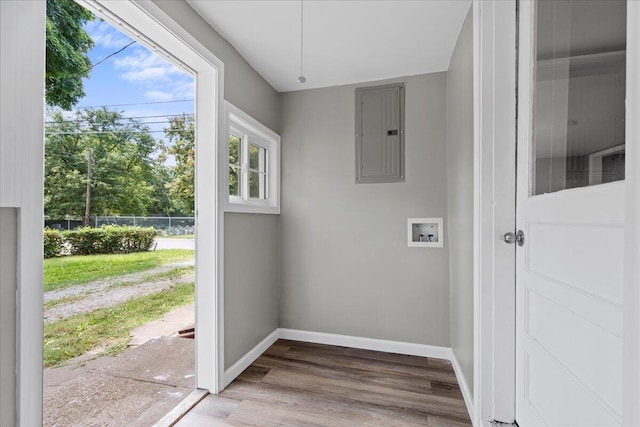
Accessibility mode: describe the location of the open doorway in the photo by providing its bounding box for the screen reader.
[39,0,222,424]
[43,5,196,423]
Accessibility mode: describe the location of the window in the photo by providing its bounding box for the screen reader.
[531,0,626,195]
[225,102,280,214]
[248,142,267,199]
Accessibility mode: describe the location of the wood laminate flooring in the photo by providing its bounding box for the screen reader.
[175,339,471,426]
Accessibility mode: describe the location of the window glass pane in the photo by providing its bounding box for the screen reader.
[249,143,266,172]
[229,166,240,197]
[249,171,260,198]
[532,0,626,195]
[249,171,266,199]
[229,135,241,166]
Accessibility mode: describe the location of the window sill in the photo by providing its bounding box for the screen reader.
[225,198,280,215]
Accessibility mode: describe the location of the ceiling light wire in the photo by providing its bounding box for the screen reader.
[298,0,306,83]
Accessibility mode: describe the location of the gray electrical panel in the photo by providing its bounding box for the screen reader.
[355,83,405,184]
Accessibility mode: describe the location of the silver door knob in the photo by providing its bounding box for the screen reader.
[503,230,525,246]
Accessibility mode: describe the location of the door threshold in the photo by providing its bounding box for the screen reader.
[153,389,209,427]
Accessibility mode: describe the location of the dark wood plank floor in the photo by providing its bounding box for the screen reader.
[175,339,471,426]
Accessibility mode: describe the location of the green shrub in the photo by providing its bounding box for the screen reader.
[99,225,156,253]
[62,226,156,256]
[63,227,103,255]
[44,229,63,258]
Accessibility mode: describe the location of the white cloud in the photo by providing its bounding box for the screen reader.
[85,20,133,49]
[114,48,194,102]
[144,80,194,102]
[114,49,182,83]
[144,90,175,102]
[170,80,195,100]
[84,19,193,103]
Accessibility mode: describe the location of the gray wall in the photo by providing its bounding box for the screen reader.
[224,214,279,368]
[446,8,474,392]
[0,209,17,427]
[279,74,451,346]
[153,1,281,368]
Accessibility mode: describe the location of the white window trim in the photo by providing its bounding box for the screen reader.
[224,101,280,214]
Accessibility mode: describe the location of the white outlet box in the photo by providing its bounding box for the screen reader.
[407,218,444,248]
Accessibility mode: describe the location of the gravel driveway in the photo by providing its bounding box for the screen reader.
[44,260,195,323]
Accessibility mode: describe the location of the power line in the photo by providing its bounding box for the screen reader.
[45,130,171,135]
[45,113,195,124]
[72,99,194,109]
[81,41,137,75]
[46,120,184,128]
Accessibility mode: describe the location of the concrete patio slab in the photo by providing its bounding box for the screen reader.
[102,336,195,389]
[129,302,194,347]
[44,337,195,427]
[45,372,191,427]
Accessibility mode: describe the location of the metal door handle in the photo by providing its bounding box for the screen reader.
[503,230,525,246]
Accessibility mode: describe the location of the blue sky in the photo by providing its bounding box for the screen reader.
[77,19,195,138]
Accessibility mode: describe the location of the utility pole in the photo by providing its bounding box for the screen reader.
[83,148,93,227]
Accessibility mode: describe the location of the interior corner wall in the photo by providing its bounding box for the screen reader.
[446,7,475,392]
[151,1,281,369]
[279,74,451,346]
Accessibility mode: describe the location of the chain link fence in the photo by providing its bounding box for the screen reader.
[46,216,195,236]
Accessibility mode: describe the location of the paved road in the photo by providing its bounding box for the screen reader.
[154,238,195,251]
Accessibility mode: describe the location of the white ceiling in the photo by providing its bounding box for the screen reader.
[186,0,471,92]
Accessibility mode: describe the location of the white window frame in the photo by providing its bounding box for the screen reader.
[224,101,280,214]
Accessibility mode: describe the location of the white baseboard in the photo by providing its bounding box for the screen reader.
[222,329,279,388]
[222,327,475,424]
[449,349,475,423]
[278,328,452,360]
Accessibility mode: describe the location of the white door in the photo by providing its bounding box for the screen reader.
[515,1,628,425]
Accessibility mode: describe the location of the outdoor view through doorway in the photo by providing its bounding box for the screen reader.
[42,1,197,424]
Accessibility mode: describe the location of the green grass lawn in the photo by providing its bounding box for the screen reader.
[44,249,194,292]
[106,265,195,290]
[44,281,195,368]
[158,234,194,239]
[44,294,86,310]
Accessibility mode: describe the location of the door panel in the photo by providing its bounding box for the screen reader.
[524,343,620,426]
[528,221,624,305]
[516,1,627,425]
[526,289,622,412]
[517,187,625,426]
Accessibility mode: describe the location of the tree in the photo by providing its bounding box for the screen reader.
[228,135,240,196]
[45,108,160,218]
[164,115,196,215]
[46,0,94,110]
[147,159,179,216]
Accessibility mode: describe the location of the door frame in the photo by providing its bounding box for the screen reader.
[79,0,226,394]
[623,2,640,425]
[472,0,640,426]
[16,0,226,423]
[472,0,517,424]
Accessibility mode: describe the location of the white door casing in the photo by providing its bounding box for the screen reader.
[515,1,626,425]
[623,2,640,425]
[76,0,225,393]
[472,0,518,424]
